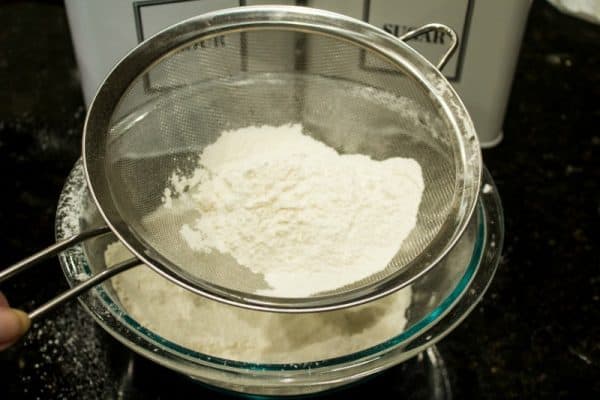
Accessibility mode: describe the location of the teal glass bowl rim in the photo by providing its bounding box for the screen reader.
[56,160,486,373]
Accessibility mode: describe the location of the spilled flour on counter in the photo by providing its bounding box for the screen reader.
[161,124,424,296]
[108,241,413,363]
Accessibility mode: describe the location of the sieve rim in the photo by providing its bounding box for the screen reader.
[82,5,482,313]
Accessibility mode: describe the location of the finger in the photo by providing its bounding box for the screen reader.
[0,308,30,350]
[0,292,9,308]
[0,338,18,351]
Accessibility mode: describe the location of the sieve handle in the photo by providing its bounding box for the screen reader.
[399,23,459,71]
[28,258,139,321]
[0,226,111,284]
[0,225,138,321]
[0,225,132,323]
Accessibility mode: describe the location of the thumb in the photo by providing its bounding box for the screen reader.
[0,307,31,351]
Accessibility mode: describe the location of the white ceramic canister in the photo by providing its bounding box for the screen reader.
[65,0,532,147]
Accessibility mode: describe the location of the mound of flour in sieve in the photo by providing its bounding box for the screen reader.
[164,124,424,297]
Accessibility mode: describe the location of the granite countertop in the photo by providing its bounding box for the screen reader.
[0,1,598,399]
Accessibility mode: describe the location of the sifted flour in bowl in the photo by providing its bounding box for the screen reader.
[108,241,413,363]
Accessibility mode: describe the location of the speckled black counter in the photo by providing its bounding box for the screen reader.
[0,1,598,398]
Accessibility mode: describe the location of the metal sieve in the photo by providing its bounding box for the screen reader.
[1,6,481,316]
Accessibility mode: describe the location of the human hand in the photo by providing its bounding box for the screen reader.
[0,292,30,350]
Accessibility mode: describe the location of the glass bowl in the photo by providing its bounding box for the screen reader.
[55,161,503,397]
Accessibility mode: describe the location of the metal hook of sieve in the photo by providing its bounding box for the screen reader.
[399,23,459,71]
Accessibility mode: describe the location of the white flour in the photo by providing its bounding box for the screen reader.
[108,241,413,363]
[109,123,424,362]
[164,124,424,296]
